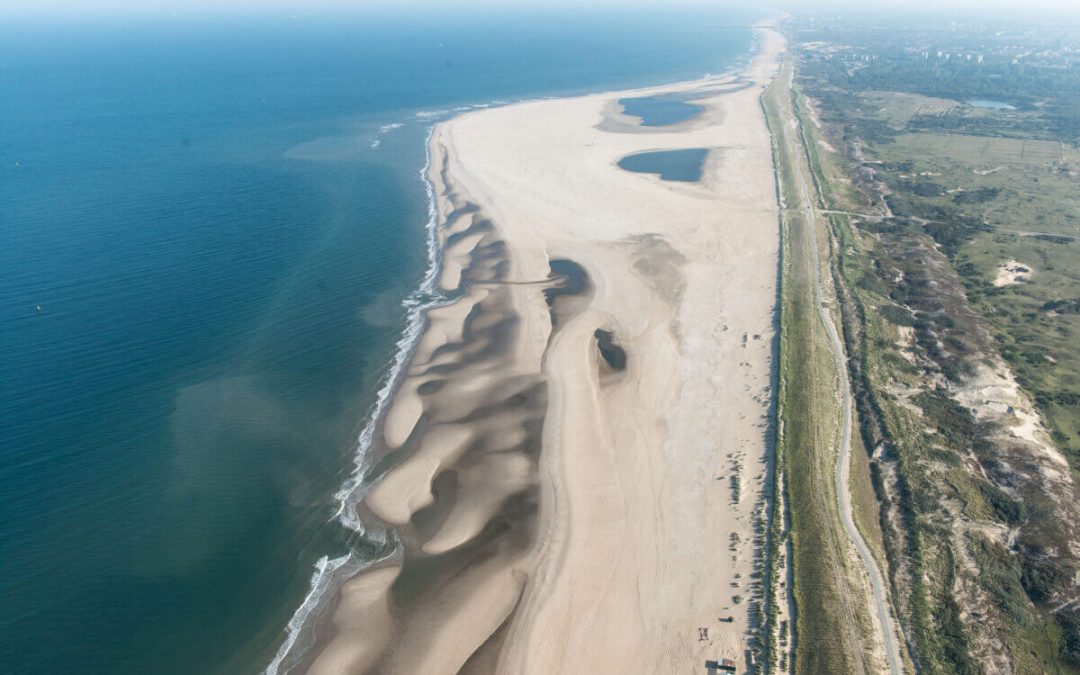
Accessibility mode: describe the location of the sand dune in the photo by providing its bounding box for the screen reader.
[303,26,785,674]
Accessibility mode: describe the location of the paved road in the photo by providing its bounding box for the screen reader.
[790,119,904,675]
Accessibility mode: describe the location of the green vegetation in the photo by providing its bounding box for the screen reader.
[788,15,1080,671]
[793,80,967,675]
[969,533,1032,626]
[795,18,1080,471]
[797,17,1080,140]
[959,230,1080,465]
[850,420,888,570]
[1020,552,1074,603]
[1061,609,1080,665]
[763,59,870,674]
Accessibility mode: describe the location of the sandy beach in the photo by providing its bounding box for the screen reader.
[303,26,785,674]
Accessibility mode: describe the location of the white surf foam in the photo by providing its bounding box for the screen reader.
[332,125,449,532]
[262,125,447,675]
[264,103,502,674]
[261,551,392,675]
[414,109,447,119]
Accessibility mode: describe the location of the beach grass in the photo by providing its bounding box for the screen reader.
[792,99,892,573]
[763,58,871,674]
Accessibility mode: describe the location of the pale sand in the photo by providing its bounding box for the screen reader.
[992,259,1033,287]
[305,26,785,674]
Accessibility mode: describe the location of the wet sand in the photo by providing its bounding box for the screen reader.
[303,26,785,674]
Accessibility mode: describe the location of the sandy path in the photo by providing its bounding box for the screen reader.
[302,26,785,675]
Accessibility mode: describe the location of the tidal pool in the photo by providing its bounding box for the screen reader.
[617,148,708,182]
[619,95,703,126]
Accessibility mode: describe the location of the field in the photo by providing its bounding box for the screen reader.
[860,91,958,126]
[962,232,1080,455]
[864,125,1080,465]
[890,133,1062,167]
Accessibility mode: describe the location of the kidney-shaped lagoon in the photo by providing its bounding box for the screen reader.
[619,95,703,126]
[617,148,709,182]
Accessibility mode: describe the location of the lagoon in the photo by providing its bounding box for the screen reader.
[619,95,703,126]
[618,148,709,182]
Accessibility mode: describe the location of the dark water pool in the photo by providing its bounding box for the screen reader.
[594,329,627,370]
[617,148,708,182]
[619,95,703,126]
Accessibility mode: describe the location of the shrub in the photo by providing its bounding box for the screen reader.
[1041,298,1080,314]
[1059,609,1080,665]
[969,534,1032,626]
[978,482,1027,526]
[1020,553,1073,603]
[952,187,1001,205]
[881,303,916,326]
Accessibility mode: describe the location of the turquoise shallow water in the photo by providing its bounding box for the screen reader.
[0,9,755,673]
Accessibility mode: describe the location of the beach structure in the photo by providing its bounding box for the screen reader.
[705,657,739,673]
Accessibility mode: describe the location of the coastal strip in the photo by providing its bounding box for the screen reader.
[293,26,785,674]
[264,129,450,675]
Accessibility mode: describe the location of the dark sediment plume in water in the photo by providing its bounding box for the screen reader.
[544,259,588,307]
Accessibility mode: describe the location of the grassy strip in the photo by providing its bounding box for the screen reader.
[763,58,865,675]
[791,93,891,572]
[757,78,787,675]
[785,72,973,673]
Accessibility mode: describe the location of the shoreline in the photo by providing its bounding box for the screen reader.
[271,23,785,674]
[263,127,447,675]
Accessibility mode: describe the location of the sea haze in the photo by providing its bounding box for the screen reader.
[0,9,756,673]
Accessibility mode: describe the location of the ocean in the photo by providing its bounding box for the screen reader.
[0,8,756,673]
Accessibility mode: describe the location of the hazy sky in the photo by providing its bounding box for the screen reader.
[3,0,1080,19]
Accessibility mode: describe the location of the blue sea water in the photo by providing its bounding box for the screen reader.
[0,8,756,673]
